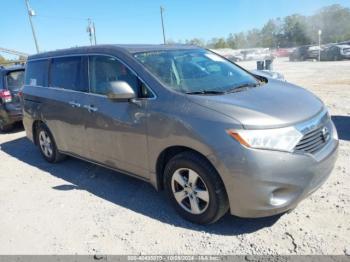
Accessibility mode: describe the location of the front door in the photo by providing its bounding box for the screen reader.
[84,55,150,178]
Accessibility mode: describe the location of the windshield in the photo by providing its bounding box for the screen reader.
[134,49,259,94]
[6,70,25,91]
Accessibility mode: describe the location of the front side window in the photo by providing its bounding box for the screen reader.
[88,56,140,96]
[6,70,24,91]
[50,56,87,92]
[134,49,259,94]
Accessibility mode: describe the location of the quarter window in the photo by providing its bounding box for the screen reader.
[50,56,87,92]
[25,60,48,87]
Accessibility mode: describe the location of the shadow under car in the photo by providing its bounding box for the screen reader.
[332,115,350,141]
[0,136,282,235]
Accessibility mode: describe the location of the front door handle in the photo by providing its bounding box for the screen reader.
[69,101,81,108]
[83,104,98,113]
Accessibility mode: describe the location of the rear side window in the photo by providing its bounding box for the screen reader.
[6,70,25,91]
[50,56,87,92]
[25,60,48,86]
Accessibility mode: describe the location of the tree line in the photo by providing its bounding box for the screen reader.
[178,4,350,49]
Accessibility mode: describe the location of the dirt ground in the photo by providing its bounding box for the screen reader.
[0,58,349,255]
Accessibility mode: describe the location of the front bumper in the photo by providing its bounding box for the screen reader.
[210,134,338,218]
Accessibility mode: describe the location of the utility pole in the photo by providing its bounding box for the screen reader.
[318,29,322,61]
[24,0,39,53]
[160,6,166,44]
[93,22,97,45]
[87,18,97,45]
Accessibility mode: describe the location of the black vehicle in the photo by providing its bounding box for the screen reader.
[0,65,25,132]
[321,44,350,61]
[289,46,309,61]
[289,45,320,61]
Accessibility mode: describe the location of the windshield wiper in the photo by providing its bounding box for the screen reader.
[185,90,225,95]
[225,83,260,94]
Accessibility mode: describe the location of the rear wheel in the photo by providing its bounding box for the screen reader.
[36,123,65,163]
[164,151,229,224]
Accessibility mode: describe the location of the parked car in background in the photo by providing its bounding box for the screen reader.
[289,45,321,61]
[289,46,308,61]
[226,53,244,62]
[23,45,338,224]
[307,46,321,60]
[339,40,350,45]
[321,44,350,61]
[0,65,25,132]
[272,48,294,57]
[242,49,272,61]
[211,48,244,62]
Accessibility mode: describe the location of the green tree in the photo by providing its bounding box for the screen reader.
[281,15,311,47]
[246,29,261,48]
[309,4,350,43]
[260,19,280,48]
[227,32,247,49]
[185,38,206,47]
[183,4,350,49]
[0,55,8,65]
[209,37,229,49]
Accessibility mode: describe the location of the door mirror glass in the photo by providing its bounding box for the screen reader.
[107,81,136,101]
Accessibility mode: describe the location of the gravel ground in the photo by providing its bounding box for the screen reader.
[0,58,349,255]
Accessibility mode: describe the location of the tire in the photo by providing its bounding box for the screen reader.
[0,123,13,133]
[164,151,229,224]
[36,123,65,163]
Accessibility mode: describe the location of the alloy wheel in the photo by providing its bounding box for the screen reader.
[38,130,53,158]
[171,168,210,215]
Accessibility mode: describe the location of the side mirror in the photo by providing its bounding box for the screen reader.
[106,81,136,101]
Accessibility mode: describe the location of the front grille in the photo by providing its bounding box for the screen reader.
[295,125,328,154]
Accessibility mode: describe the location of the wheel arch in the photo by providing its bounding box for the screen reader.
[32,120,45,145]
[155,145,227,194]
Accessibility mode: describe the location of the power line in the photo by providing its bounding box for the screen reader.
[36,14,89,21]
[0,47,29,57]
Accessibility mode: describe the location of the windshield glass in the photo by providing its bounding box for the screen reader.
[134,49,258,94]
[6,70,25,91]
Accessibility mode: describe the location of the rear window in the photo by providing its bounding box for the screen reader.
[6,70,24,91]
[25,60,48,87]
[50,56,87,92]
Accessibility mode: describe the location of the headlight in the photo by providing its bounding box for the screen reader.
[227,127,303,152]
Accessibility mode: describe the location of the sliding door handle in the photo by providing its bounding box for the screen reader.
[83,105,98,113]
[68,101,81,108]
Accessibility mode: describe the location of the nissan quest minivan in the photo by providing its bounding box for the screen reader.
[22,45,338,224]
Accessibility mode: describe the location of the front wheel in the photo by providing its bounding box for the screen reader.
[164,152,229,224]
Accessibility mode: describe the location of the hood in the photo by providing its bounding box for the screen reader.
[188,79,324,129]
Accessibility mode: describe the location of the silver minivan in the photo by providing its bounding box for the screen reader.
[22,45,338,224]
